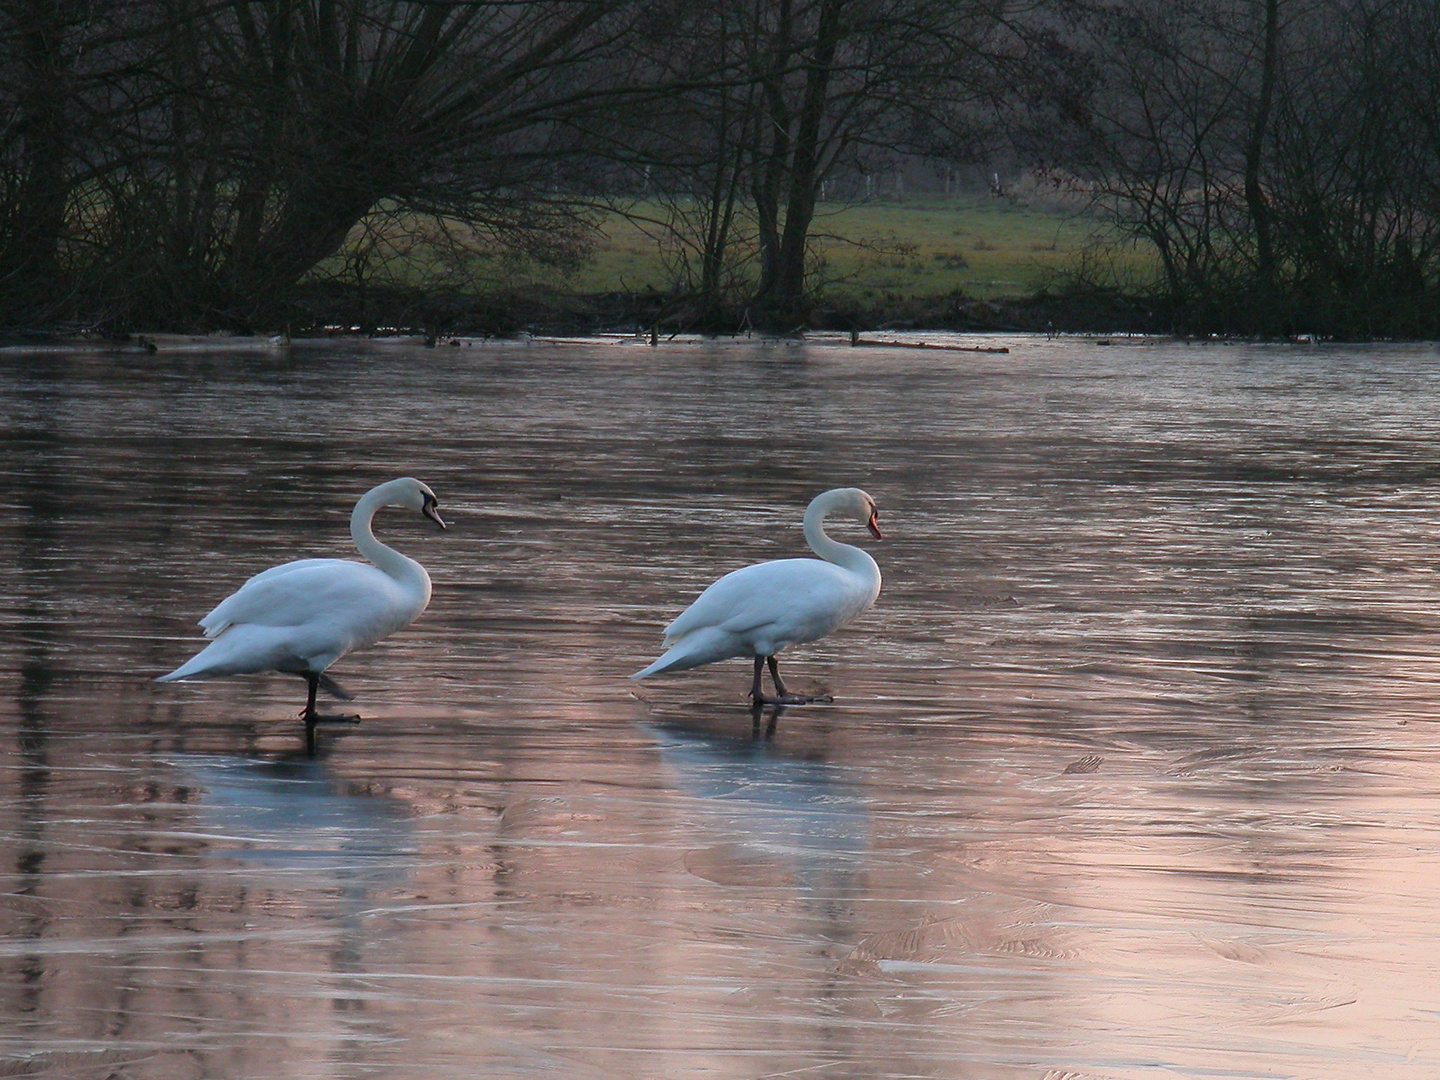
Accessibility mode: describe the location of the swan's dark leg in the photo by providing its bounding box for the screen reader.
[300,673,360,756]
[317,672,353,701]
[299,672,361,726]
[767,655,790,698]
[750,656,766,702]
[748,655,831,706]
[303,676,319,756]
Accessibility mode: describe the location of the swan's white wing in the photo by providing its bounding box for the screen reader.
[665,558,869,647]
[199,559,347,636]
[162,561,423,681]
[200,559,411,640]
[633,559,874,679]
[236,557,341,590]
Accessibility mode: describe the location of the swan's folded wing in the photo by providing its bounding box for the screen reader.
[199,559,393,637]
[232,558,341,592]
[664,559,855,643]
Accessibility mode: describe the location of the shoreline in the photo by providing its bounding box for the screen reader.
[0,327,1406,357]
[2,285,1433,351]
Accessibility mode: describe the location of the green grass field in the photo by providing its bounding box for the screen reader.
[572,194,1122,301]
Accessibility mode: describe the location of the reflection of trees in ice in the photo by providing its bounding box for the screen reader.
[645,721,870,897]
[177,755,416,893]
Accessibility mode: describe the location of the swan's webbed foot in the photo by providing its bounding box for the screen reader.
[300,673,363,757]
[300,709,362,725]
[749,655,832,707]
[300,710,359,759]
[750,691,831,706]
[300,673,361,728]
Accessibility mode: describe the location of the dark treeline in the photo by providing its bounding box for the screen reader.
[1,0,1437,338]
[1052,0,1440,338]
[0,0,653,332]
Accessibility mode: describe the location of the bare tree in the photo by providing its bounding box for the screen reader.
[0,0,124,325]
[2,0,658,330]
[610,0,1024,330]
[150,0,641,326]
[743,0,1019,324]
[1049,0,1439,336]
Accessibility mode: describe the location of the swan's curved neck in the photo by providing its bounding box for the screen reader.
[803,498,880,581]
[351,486,430,596]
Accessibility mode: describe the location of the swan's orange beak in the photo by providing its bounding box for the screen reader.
[424,502,447,530]
[867,511,883,540]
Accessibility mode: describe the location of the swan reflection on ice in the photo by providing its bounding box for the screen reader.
[176,754,416,888]
[644,718,870,893]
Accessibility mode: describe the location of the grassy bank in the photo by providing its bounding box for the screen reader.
[275,194,1149,338]
[574,194,1126,302]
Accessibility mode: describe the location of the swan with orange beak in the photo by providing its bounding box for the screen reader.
[633,487,883,704]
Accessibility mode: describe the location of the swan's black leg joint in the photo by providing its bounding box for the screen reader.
[299,672,361,754]
[748,654,829,706]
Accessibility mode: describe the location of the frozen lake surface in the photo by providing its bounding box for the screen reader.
[4,333,1440,1078]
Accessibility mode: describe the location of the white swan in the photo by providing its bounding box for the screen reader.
[158,478,446,737]
[632,488,883,704]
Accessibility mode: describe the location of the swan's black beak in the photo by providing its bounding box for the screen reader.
[423,499,447,530]
[867,511,883,540]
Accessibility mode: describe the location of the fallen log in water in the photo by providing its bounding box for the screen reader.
[852,337,1010,354]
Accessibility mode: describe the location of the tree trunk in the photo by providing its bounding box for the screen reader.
[222,173,377,326]
[1243,0,1279,292]
[699,87,748,321]
[1,0,76,321]
[751,0,794,305]
[765,0,843,324]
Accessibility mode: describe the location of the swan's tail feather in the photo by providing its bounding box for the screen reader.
[630,653,676,680]
[156,654,217,682]
[156,625,303,683]
[631,627,736,679]
[157,635,249,681]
